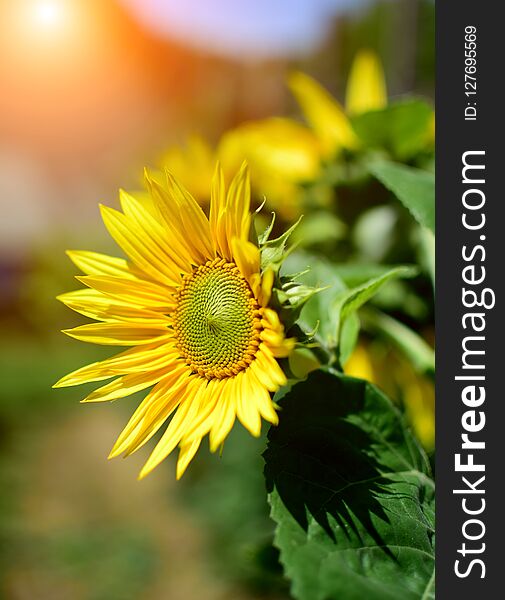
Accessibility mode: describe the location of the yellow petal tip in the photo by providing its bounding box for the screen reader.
[137,468,150,481]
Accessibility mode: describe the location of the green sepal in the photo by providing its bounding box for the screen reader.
[260,215,303,274]
[273,281,327,331]
[257,209,275,245]
[258,215,325,332]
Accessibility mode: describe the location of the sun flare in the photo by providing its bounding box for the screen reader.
[32,1,65,27]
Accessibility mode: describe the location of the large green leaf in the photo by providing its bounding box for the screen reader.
[351,99,434,159]
[264,370,434,600]
[369,161,435,233]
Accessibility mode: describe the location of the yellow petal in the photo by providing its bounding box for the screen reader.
[260,321,295,356]
[209,382,237,452]
[236,370,261,437]
[53,342,178,388]
[138,377,205,478]
[144,172,201,263]
[256,347,288,387]
[76,275,175,311]
[82,368,168,403]
[245,367,278,424]
[181,378,224,444]
[57,289,170,324]
[249,357,279,393]
[261,307,281,329]
[100,204,180,286]
[345,50,387,116]
[258,269,274,307]
[226,162,251,242]
[217,119,320,220]
[176,438,202,479]
[270,338,295,358]
[289,71,359,154]
[66,250,137,279]
[209,162,228,257]
[62,322,169,346]
[260,328,286,348]
[231,237,260,282]
[109,366,191,458]
[119,189,193,273]
[164,171,215,261]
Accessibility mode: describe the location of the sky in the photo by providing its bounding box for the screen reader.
[120,0,369,59]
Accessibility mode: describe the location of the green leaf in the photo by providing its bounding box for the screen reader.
[333,266,417,355]
[330,266,428,321]
[338,266,416,322]
[351,99,434,159]
[369,161,435,233]
[417,227,435,290]
[338,311,360,366]
[264,369,434,600]
[328,264,406,288]
[361,308,435,377]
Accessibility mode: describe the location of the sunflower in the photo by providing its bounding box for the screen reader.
[54,164,294,479]
[288,49,388,156]
[157,119,322,221]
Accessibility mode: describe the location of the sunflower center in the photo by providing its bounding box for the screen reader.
[173,258,262,379]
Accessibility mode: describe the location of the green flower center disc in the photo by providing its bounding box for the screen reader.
[174,259,261,379]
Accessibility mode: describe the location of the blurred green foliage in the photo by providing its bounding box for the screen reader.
[176,426,289,597]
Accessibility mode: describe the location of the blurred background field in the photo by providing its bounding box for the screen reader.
[0,1,434,598]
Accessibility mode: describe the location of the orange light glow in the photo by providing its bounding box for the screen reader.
[0,0,197,183]
[1,0,87,64]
